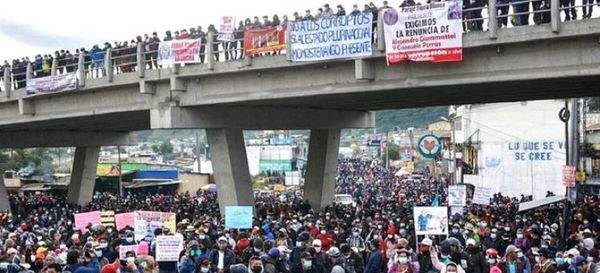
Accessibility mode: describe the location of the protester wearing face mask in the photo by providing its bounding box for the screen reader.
[485,248,501,273]
[430,243,467,273]
[464,239,486,273]
[386,230,401,260]
[209,237,235,273]
[132,242,153,273]
[242,239,264,266]
[315,228,333,253]
[347,227,365,254]
[248,256,264,273]
[180,240,203,273]
[118,251,143,273]
[290,232,311,273]
[299,252,317,273]
[262,248,284,273]
[483,229,503,254]
[573,255,598,273]
[533,248,557,273]
[66,249,101,273]
[122,232,135,246]
[498,245,525,273]
[341,244,364,273]
[389,248,414,273]
[418,238,435,273]
[365,240,383,273]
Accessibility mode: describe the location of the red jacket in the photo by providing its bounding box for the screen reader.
[234,238,251,256]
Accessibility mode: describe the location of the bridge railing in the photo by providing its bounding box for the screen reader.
[0,1,583,98]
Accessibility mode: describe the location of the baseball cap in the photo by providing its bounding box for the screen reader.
[327,247,341,258]
[420,238,433,247]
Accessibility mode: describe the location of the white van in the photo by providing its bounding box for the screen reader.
[334,194,356,207]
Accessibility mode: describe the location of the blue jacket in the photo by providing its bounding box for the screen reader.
[69,258,101,273]
[90,48,105,62]
[261,224,275,241]
[178,257,197,273]
[365,249,382,273]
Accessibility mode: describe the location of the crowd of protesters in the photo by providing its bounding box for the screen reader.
[0,158,598,273]
[2,0,600,91]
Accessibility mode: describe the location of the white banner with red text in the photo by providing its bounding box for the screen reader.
[158,39,202,64]
[26,73,78,96]
[383,1,463,64]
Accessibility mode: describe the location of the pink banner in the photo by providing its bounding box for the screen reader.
[74,211,102,231]
[115,212,135,231]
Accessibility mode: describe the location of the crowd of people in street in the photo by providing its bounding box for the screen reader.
[0,159,598,273]
[1,0,599,91]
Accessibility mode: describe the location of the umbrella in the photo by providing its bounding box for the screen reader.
[201,184,217,192]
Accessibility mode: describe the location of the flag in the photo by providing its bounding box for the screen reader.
[431,194,439,207]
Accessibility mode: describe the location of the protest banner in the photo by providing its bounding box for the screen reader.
[101,211,115,227]
[472,186,492,205]
[155,235,183,262]
[115,212,134,231]
[26,72,77,96]
[225,206,253,229]
[448,185,467,206]
[518,195,565,212]
[413,206,448,235]
[134,211,176,241]
[158,39,202,64]
[289,13,372,62]
[218,16,236,41]
[118,244,138,260]
[383,1,463,64]
[74,211,101,231]
[244,25,287,56]
[562,165,576,187]
[450,206,464,216]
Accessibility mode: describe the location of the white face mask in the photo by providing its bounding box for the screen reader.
[517,234,524,239]
[127,257,135,264]
[398,257,408,264]
[320,230,326,235]
[534,257,541,263]
[314,247,321,253]
[303,260,313,269]
[201,267,210,273]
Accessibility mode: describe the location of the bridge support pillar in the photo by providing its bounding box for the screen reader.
[304,129,341,210]
[206,128,253,216]
[0,174,11,213]
[67,146,100,207]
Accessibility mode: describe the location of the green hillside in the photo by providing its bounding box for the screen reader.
[136,107,448,143]
[376,106,449,132]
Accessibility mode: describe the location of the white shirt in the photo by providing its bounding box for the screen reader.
[218,251,225,269]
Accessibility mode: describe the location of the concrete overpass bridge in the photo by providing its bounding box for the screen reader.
[1,12,600,213]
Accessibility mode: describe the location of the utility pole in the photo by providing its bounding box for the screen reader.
[559,98,579,248]
[451,117,458,185]
[385,131,390,169]
[118,146,123,196]
[195,130,202,173]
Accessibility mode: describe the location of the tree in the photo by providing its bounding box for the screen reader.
[589,97,600,112]
[386,143,401,161]
[159,141,174,155]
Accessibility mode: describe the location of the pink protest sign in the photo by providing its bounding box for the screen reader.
[74,211,102,231]
[115,212,135,231]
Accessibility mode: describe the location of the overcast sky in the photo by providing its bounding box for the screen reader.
[0,0,385,62]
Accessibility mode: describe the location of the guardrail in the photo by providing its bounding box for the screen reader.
[0,1,588,98]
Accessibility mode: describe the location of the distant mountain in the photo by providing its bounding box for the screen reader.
[135,107,449,143]
[375,106,449,131]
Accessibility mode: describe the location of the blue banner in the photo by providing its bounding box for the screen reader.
[289,13,373,62]
[225,206,253,229]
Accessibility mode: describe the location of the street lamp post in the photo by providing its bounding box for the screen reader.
[441,116,458,184]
